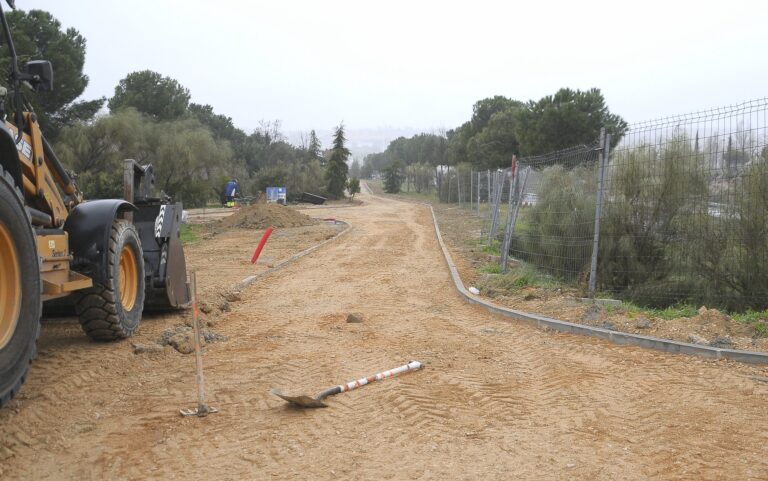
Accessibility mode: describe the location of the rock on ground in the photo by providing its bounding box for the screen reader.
[635,317,652,329]
[687,333,709,345]
[582,305,602,322]
[225,290,242,303]
[158,326,228,354]
[710,335,733,348]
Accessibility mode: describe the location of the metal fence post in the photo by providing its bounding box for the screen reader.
[500,168,517,272]
[487,171,495,223]
[500,166,530,272]
[489,170,505,243]
[469,169,473,211]
[458,167,462,207]
[486,171,496,241]
[445,165,451,204]
[487,170,491,205]
[588,129,610,295]
[476,171,481,214]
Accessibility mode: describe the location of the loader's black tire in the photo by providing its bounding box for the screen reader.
[75,220,145,341]
[0,165,41,408]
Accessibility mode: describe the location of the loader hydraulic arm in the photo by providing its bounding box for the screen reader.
[9,114,82,227]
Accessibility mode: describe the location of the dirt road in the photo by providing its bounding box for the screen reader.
[2,192,767,480]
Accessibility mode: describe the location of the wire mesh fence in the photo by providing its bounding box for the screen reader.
[483,98,768,312]
[509,144,601,280]
[394,98,767,311]
[598,99,768,310]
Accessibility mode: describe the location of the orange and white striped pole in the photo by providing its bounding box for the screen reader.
[272,361,424,408]
[315,361,423,401]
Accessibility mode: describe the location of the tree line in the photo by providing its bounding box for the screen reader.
[366,89,627,193]
[2,9,353,207]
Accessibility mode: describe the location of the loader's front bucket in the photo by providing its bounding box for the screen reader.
[133,201,190,310]
[162,218,190,307]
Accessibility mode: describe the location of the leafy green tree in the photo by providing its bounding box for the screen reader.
[188,103,247,151]
[362,151,389,175]
[446,122,472,167]
[55,108,234,206]
[516,88,626,156]
[253,165,289,194]
[470,96,523,133]
[242,120,302,172]
[346,177,361,199]
[325,123,350,199]
[108,70,190,120]
[301,159,325,195]
[445,97,523,169]
[467,107,522,169]
[55,108,152,197]
[404,162,434,193]
[153,117,233,205]
[0,9,104,140]
[383,160,405,194]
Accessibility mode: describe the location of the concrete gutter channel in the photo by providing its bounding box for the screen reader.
[426,205,768,365]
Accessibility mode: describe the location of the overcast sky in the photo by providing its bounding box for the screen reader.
[22,0,768,135]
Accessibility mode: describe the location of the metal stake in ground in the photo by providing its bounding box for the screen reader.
[180,271,218,417]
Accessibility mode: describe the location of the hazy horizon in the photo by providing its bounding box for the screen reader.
[21,0,768,146]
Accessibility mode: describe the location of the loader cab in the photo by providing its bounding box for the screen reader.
[21,60,53,92]
[0,0,54,143]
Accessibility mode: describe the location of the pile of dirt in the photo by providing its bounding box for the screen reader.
[218,203,317,229]
[156,325,229,354]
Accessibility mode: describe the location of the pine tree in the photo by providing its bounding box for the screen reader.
[347,177,361,199]
[325,123,350,199]
[308,129,323,166]
[383,160,405,193]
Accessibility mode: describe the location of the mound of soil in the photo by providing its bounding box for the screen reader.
[218,203,317,229]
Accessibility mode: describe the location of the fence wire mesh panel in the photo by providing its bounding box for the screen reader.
[599,99,768,310]
[506,145,601,281]
[498,98,768,312]
[479,168,513,241]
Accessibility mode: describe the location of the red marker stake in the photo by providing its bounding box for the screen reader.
[251,226,274,264]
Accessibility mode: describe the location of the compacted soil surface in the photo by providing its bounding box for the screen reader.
[1,190,767,480]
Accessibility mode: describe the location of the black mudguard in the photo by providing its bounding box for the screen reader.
[64,199,136,285]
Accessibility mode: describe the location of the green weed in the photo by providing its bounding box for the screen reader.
[754,322,768,338]
[480,242,500,256]
[620,301,698,320]
[481,264,502,274]
[731,309,768,324]
[180,224,199,244]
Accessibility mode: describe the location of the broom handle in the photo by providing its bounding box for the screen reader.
[316,361,423,401]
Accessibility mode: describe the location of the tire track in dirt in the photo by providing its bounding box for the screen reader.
[2,191,768,480]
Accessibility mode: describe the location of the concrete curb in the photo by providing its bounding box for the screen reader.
[295,203,362,210]
[426,206,768,365]
[236,221,352,290]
